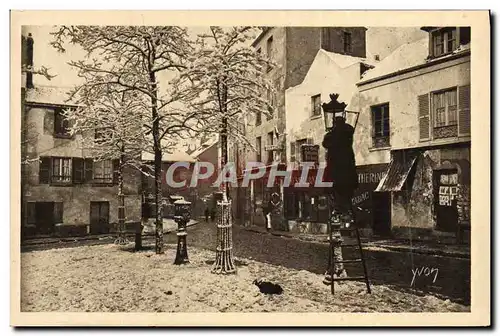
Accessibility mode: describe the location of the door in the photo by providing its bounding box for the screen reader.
[35,202,55,235]
[372,192,391,236]
[90,202,110,234]
[434,169,459,232]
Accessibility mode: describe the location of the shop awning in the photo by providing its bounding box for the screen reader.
[375,152,419,192]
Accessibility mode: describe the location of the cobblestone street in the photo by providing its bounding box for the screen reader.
[162,221,471,305]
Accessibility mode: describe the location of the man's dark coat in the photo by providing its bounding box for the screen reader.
[322,118,358,192]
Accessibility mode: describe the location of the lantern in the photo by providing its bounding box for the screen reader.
[321,93,361,131]
[321,93,347,131]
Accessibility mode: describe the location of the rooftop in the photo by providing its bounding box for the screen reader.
[24,85,80,106]
[358,37,471,85]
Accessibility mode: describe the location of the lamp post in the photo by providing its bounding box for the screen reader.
[321,93,359,284]
[173,199,191,265]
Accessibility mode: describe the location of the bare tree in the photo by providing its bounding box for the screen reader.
[63,82,146,244]
[179,26,274,273]
[51,26,202,254]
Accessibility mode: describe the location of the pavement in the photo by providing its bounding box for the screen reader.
[242,224,470,259]
[20,219,470,305]
[21,219,199,247]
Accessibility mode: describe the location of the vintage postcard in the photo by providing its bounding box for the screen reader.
[10,10,490,327]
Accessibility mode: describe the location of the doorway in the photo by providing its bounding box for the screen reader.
[90,202,110,234]
[372,192,391,236]
[434,169,459,232]
[35,202,55,235]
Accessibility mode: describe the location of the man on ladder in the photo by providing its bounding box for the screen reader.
[322,109,358,285]
[321,94,371,294]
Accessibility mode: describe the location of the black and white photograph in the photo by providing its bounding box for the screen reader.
[10,10,490,327]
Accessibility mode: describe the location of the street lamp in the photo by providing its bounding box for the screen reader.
[322,93,360,131]
[173,199,191,265]
[320,93,359,286]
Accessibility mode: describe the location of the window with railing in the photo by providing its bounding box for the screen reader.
[52,157,72,183]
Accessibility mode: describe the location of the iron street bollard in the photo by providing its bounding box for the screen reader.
[173,199,191,265]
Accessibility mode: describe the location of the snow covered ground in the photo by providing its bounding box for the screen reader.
[21,244,469,313]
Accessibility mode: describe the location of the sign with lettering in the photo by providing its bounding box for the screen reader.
[356,163,388,186]
[301,144,319,164]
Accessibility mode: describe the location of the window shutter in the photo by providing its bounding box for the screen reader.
[418,94,431,141]
[113,159,120,184]
[53,202,63,224]
[290,141,296,162]
[72,158,85,184]
[458,85,471,136]
[84,159,94,182]
[39,157,51,184]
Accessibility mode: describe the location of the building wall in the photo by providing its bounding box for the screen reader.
[23,104,142,231]
[284,27,321,89]
[392,145,470,234]
[355,55,471,151]
[194,143,219,198]
[285,51,364,166]
[355,55,471,236]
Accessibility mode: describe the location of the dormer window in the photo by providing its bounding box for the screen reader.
[432,28,457,57]
[425,27,471,59]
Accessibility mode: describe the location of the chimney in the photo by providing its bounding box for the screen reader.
[26,33,34,88]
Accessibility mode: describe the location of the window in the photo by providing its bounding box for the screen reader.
[433,88,458,128]
[255,111,262,126]
[95,127,110,143]
[311,94,321,117]
[257,48,261,54]
[267,131,274,164]
[371,104,390,148]
[256,137,262,162]
[296,138,308,162]
[93,160,113,183]
[52,157,72,183]
[343,32,352,53]
[432,28,458,57]
[54,107,71,137]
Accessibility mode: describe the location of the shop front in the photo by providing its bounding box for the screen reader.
[283,163,390,235]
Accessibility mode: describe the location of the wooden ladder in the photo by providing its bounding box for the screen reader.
[328,218,371,295]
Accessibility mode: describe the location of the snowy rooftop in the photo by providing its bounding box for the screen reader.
[190,137,218,159]
[359,37,470,84]
[141,149,196,163]
[24,85,80,106]
[321,50,377,69]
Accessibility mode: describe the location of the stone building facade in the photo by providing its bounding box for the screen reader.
[22,86,142,237]
[354,26,471,241]
[235,27,368,229]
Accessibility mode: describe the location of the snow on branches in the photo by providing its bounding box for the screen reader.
[177,26,276,150]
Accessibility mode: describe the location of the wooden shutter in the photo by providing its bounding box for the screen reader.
[290,141,296,162]
[72,158,85,184]
[112,159,120,184]
[39,157,51,184]
[418,94,431,141]
[53,202,63,224]
[84,159,94,182]
[458,85,471,136]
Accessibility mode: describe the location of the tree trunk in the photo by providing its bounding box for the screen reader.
[150,71,164,254]
[212,84,236,274]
